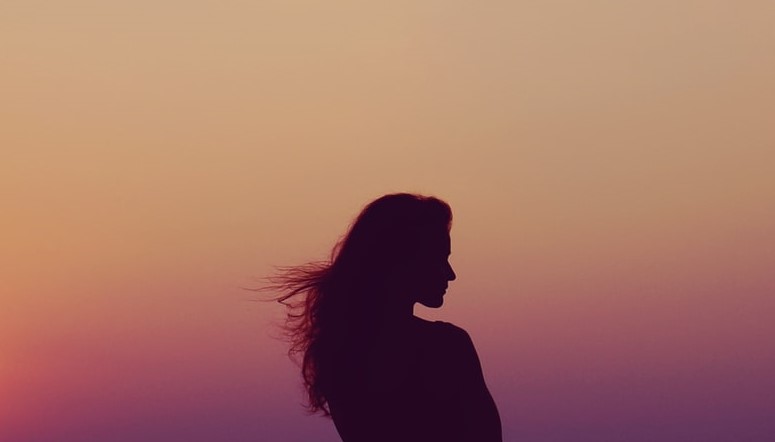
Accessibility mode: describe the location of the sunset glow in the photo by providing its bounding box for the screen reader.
[2,1,774,441]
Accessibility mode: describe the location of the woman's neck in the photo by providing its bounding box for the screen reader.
[378,300,416,326]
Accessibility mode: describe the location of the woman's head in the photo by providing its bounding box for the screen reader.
[266,193,456,414]
[332,193,456,308]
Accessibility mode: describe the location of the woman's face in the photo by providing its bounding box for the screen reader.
[403,231,457,308]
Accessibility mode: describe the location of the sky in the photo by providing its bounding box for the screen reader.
[2,1,774,441]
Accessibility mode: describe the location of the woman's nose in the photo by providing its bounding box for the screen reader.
[446,262,457,281]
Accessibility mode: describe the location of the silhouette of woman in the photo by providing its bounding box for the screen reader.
[267,193,502,441]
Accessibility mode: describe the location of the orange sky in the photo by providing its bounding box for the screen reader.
[2,1,774,440]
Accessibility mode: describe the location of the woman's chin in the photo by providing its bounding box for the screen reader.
[418,294,445,309]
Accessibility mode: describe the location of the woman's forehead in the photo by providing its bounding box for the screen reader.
[420,231,451,254]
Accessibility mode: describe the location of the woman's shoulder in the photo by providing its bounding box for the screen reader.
[415,320,484,385]
[423,318,469,336]
[413,318,474,349]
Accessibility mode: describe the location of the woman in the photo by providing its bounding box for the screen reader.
[267,193,502,441]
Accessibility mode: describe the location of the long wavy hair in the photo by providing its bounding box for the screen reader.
[262,193,453,416]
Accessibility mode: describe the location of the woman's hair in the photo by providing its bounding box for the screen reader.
[262,193,452,415]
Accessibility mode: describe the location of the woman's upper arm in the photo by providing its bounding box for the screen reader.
[441,323,503,442]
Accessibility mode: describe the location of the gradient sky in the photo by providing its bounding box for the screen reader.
[2,1,774,441]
